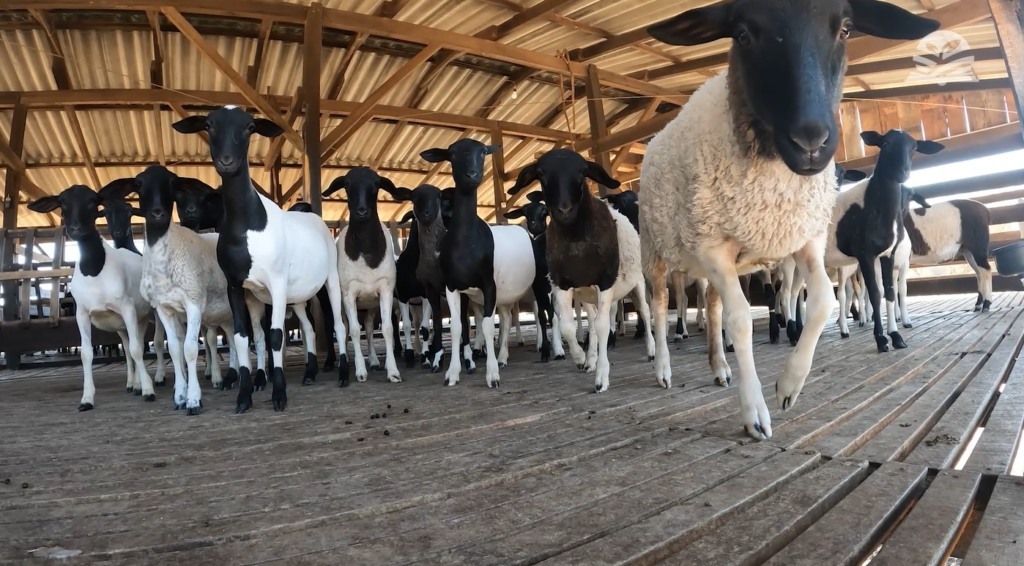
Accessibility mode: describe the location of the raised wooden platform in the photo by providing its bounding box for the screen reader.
[2,294,1024,564]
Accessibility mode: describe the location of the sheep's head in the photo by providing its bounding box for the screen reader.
[862,129,944,184]
[99,193,140,243]
[28,185,103,241]
[835,164,868,188]
[647,0,939,176]
[507,149,620,225]
[172,107,283,177]
[386,184,445,227]
[172,177,221,231]
[603,190,640,230]
[504,192,549,237]
[421,139,499,189]
[900,186,931,215]
[323,167,399,222]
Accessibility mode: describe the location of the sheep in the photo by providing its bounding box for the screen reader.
[905,197,993,312]
[322,167,402,383]
[420,139,536,387]
[642,1,938,439]
[826,129,944,352]
[502,191,555,361]
[28,186,165,410]
[509,149,655,392]
[173,177,222,232]
[172,107,349,413]
[102,166,272,415]
[394,211,434,368]
[102,195,142,255]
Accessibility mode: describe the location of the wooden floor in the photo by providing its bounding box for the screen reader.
[3,294,1024,565]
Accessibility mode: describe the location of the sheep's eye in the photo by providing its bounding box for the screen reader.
[838,21,852,41]
[736,28,752,46]
[246,124,256,134]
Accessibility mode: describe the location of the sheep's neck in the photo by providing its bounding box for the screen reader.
[112,233,141,255]
[75,229,107,277]
[344,209,386,268]
[450,187,481,232]
[218,164,269,234]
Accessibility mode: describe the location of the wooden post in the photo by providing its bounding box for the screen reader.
[49,227,65,327]
[303,3,324,213]
[491,128,508,224]
[989,0,1024,139]
[2,100,26,369]
[584,64,613,196]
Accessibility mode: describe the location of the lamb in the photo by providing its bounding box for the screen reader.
[102,165,271,415]
[826,129,944,352]
[502,191,555,361]
[322,167,402,383]
[172,107,349,413]
[642,0,938,439]
[28,186,166,410]
[394,211,434,368]
[509,149,655,392]
[420,139,536,387]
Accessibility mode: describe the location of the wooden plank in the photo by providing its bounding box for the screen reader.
[48,228,64,327]
[0,268,75,282]
[872,470,981,566]
[963,476,1024,566]
[544,449,820,564]
[857,101,882,157]
[839,103,863,161]
[921,94,950,140]
[897,100,924,139]
[876,101,901,135]
[988,0,1024,140]
[965,90,1000,131]
[18,230,34,322]
[763,462,928,566]
[481,0,575,41]
[490,128,507,223]
[303,2,323,213]
[664,459,870,566]
[854,310,1024,463]
[585,64,612,196]
[961,339,1024,474]
[942,93,969,137]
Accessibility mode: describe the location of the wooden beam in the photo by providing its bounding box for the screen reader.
[478,68,534,118]
[609,98,659,174]
[572,27,650,62]
[840,122,1024,174]
[591,108,680,156]
[263,85,304,171]
[584,64,612,196]
[844,79,1011,101]
[28,9,73,90]
[2,102,29,231]
[64,106,101,189]
[988,0,1024,141]
[145,9,164,88]
[480,0,575,41]
[247,18,273,88]
[410,50,465,108]
[491,128,507,223]
[304,3,324,213]
[915,168,1024,200]
[153,105,166,165]
[327,32,367,100]
[483,136,546,220]
[161,7,305,151]
[846,46,1004,77]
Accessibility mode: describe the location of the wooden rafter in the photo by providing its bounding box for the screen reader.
[327,32,367,100]
[988,0,1024,138]
[478,68,534,119]
[145,9,164,87]
[303,2,323,212]
[479,0,576,41]
[591,108,680,155]
[247,19,274,88]
[584,64,612,196]
[490,128,507,223]
[64,107,101,189]
[161,7,305,151]
[572,27,649,62]
[264,86,305,171]
[28,9,73,90]
[152,104,166,166]
[609,97,659,174]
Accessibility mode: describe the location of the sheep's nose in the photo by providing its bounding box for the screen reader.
[354,207,369,217]
[789,123,830,153]
[217,156,236,168]
[557,204,572,215]
[150,207,166,219]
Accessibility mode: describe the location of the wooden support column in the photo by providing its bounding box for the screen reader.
[491,128,508,224]
[584,64,613,196]
[2,100,27,369]
[989,0,1024,139]
[303,2,324,213]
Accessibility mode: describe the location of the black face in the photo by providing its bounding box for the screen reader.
[27,185,103,241]
[861,129,944,183]
[440,189,455,228]
[505,199,550,237]
[126,165,180,230]
[322,166,398,221]
[604,190,639,220]
[647,0,939,175]
[507,149,620,225]
[173,178,219,230]
[171,107,284,176]
[421,139,500,188]
[412,185,443,226]
[835,164,868,187]
[103,198,136,241]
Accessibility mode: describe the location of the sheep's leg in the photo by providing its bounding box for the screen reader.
[776,239,834,413]
[648,259,672,388]
[633,284,656,362]
[364,309,381,371]
[152,318,166,387]
[292,304,319,385]
[267,285,290,412]
[202,326,213,381]
[533,284,553,363]
[323,269,350,388]
[472,305,485,359]
[705,285,732,387]
[117,330,136,394]
[461,295,477,373]
[878,255,906,349]
[245,297,268,392]
[444,288,464,386]
[695,278,707,331]
[583,302,600,371]
[532,300,541,352]
[607,300,618,350]
[857,256,889,353]
[552,298,567,361]
[703,254,769,440]
[157,309,186,409]
[75,308,97,410]
[227,285,257,413]
[513,303,525,346]
[496,305,512,367]
[222,321,238,390]
[897,262,912,328]
[837,267,851,338]
[399,301,415,368]
[378,291,401,383]
[555,288,586,368]
[762,270,780,344]
[778,263,793,326]
[575,300,584,342]
[182,302,203,415]
[787,268,806,346]
[419,301,432,350]
[672,271,688,342]
[963,251,993,312]
[426,289,445,372]
[593,289,615,393]
[344,292,368,382]
[203,326,222,389]
[122,305,154,401]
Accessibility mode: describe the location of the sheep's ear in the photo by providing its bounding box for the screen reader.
[383,185,414,202]
[503,208,525,220]
[916,140,945,155]
[130,207,145,217]
[844,169,868,182]
[483,145,500,156]
[171,115,208,134]
[526,191,545,204]
[287,202,314,213]
[647,2,733,46]
[860,131,885,147]
[912,193,932,209]
[585,161,621,189]
[440,187,456,201]
[377,176,400,195]
[398,211,416,225]
[253,118,284,138]
[420,148,451,163]
[98,178,140,201]
[28,195,61,213]
[508,163,540,195]
[850,0,940,40]
[322,176,347,198]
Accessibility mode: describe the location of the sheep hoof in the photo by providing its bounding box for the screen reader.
[126,387,134,394]
[252,368,268,390]
[780,396,793,411]
[186,406,202,416]
[77,403,93,412]
[388,374,402,383]
[890,332,908,349]
[716,376,731,387]
[608,333,617,350]
[769,323,780,344]
[903,323,913,329]
[154,379,167,387]
[337,355,350,388]
[404,349,415,368]
[858,321,866,327]
[875,335,890,353]
[725,344,735,353]
[648,355,655,362]
[983,300,992,312]
[271,380,287,413]
[174,401,185,410]
[223,368,238,389]
[236,393,253,414]
[554,354,565,361]
[133,388,143,396]
[472,348,484,360]
[841,332,850,339]
[143,394,156,402]
[498,362,507,369]
[419,327,430,343]
[369,364,382,372]
[751,423,768,441]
